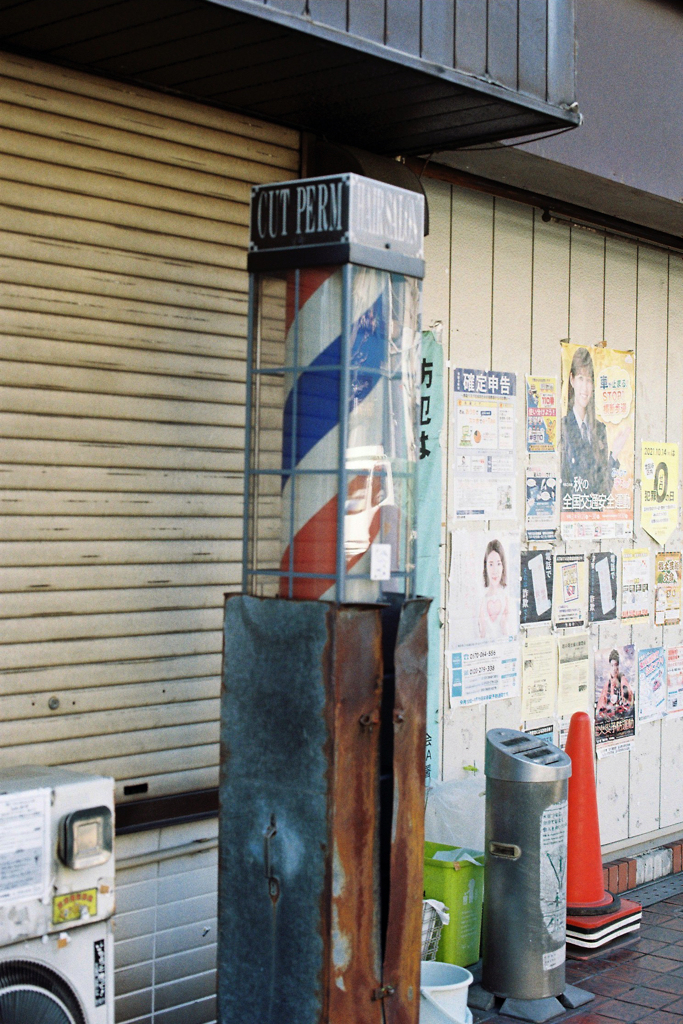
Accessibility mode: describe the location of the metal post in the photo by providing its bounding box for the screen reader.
[288,269,300,599]
[241,273,256,593]
[336,263,352,602]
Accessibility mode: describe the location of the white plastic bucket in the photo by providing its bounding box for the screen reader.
[420,961,474,1024]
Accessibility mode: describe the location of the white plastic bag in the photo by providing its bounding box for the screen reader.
[424,770,486,852]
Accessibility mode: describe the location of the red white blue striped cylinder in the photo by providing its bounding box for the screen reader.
[279,266,390,600]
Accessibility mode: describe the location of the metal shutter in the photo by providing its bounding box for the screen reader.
[0,50,299,800]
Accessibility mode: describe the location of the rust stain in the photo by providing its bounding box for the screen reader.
[383,599,430,1024]
[327,604,384,1024]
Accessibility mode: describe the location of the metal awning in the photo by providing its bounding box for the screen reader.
[0,0,580,154]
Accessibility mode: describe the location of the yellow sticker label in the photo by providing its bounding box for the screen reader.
[52,888,98,925]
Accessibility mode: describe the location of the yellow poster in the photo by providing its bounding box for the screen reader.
[52,888,98,925]
[655,551,682,626]
[560,343,635,540]
[641,442,679,546]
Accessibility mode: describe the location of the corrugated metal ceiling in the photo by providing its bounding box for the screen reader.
[0,0,579,153]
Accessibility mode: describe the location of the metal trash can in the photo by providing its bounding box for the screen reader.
[482,729,572,1005]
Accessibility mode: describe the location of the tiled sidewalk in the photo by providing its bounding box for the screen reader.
[474,894,683,1024]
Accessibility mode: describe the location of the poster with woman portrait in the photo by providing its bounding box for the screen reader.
[560,343,635,540]
[448,531,520,646]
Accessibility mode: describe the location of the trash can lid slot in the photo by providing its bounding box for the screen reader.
[485,728,572,782]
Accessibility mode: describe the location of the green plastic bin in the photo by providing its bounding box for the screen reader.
[423,841,484,967]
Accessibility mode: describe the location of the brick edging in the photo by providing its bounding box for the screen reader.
[603,840,683,893]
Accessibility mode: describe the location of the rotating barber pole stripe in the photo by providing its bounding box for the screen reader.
[279,266,389,599]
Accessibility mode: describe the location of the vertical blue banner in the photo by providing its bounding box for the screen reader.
[416,328,444,780]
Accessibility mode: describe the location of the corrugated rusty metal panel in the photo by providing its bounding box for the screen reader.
[328,606,384,1024]
[383,598,430,1024]
[219,596,332,1024]
[218,595,384,1024]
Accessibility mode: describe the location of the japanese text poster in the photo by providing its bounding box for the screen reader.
[641,442,679,546]
[589,552,617,622]
[594,644,636,757]
[655,552,682,626]
[522,634,557,719]
[448,641,520,707]
[526,467,558,541]
[621,548,650,620]
[667,646,683,715]
[453,368,516,520]
[557,633,591,717]
[449,531,520,645]
[521,550,553,624]
[553,553,587,628]
[560,343,634,540]
[526,375,558,453]
[638,647,667,723]
[525,722,555,744]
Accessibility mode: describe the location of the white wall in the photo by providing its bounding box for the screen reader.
[423,177,683,851]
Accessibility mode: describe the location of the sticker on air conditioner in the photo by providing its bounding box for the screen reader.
[52,887,98,925]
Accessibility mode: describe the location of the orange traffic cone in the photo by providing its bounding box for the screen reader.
[565,712,641,956]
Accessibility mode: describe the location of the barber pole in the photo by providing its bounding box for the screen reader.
[279,266,391,599]
[244,173,424,602]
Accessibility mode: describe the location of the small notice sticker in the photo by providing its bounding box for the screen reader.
[370,543,391,581]
[542,947,566,971]
[94,937,106,1006]
[52,888,98,925]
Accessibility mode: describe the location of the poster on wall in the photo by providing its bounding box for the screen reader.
[553,553,587,629]
[667,646,683,714]
[526,467,558,541]
[560,342,635,540]
[522,634,556,719]
[621,548,651,620]
[557,633,591,717]
[448,640,520,707]
[524,722,555,744]
[448,531,520,645]
[452,368,516,520]
[638,647,667,723]
[589,552,617,622]
[521,550,553,624]
[641,442,679,546]
[594,644,636,757]
[655,552,682,626]
[417,329,445,782]
[526,376,558,453]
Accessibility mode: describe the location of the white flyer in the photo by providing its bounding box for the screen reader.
[0,788,51,906]
[539,799,568,942]
[621,549,650,620]
[522,634,557,720]
[452,368,517,520]
[557,633,591,717]
[448,639,520,707]
[667,646,683,715]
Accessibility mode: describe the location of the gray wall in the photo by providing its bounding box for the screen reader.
[526,0,683,204]
[435,0,683,235]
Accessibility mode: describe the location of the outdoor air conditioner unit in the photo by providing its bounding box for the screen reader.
[0,766,115,1024]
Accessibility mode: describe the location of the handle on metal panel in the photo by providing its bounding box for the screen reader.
[263,814,281,902]
[489,841,522,860]
[264,814,277,879]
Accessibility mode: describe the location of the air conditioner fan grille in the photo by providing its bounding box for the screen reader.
[0,958,86,1024]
